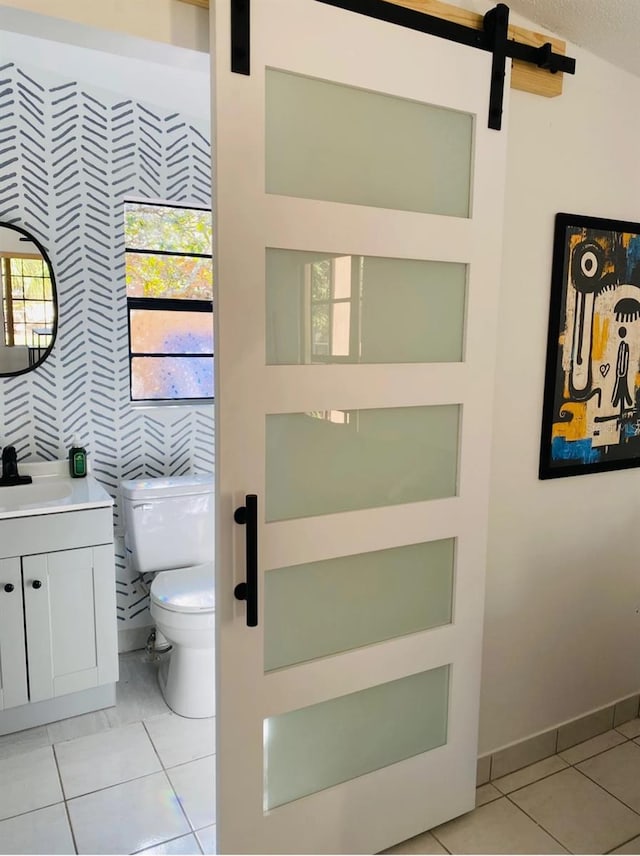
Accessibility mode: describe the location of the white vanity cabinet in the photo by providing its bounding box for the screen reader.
[0,492,118,734]
[24,545,118,702]
[0,556,28,710]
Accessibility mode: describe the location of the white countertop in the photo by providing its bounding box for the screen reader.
[0,459,113,520]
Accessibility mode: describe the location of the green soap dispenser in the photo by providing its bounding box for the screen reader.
[69,436,87,478]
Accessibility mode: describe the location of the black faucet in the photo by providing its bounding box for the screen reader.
[0,446,32,486]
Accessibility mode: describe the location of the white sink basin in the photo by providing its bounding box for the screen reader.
[0,460,113,519]
[0,480,72,512]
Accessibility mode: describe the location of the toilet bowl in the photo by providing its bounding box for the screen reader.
[150,563,215,718]
[120,474,215,719]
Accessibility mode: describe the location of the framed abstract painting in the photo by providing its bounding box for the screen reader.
[540,213,640,479]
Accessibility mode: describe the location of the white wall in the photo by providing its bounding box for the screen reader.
[479,31,640,753]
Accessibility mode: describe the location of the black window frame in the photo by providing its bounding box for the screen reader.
[124,202,214,405]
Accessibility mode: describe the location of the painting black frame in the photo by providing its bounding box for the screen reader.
[540,212,640,479]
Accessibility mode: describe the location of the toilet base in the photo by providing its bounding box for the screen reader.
[158,645,215,718]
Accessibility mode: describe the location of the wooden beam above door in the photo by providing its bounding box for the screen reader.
[179,0,567,97]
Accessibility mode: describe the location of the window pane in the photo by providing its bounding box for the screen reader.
[266,249,467,364]
[125,253,213,300]
[10,273,24,298]
[124,203,212,254]
[311,304,330,356]
[266,69,472,217]
[23,276,44,299]
[131,356,213,400]
[264,666,449,809]
[266,405,460,521]
[265,539,454,671]
[130,309,213,355]
[21,259,46,276]
[311,260,331,300]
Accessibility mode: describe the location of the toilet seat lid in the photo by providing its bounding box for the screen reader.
[150,563,214,613]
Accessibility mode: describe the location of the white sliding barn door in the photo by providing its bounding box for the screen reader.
[213,1,509,852]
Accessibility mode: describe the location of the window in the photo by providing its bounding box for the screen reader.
[1,255,54,351]
[124,201,214,402]
[308,256,360,361]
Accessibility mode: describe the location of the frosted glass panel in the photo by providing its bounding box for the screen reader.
[266,405,459,521]
[131,356,213,400]
[264,666,449,809]
[266,69,472,217]
[266,249,466,364]
[265,539,454,671]
[130,310,213,354]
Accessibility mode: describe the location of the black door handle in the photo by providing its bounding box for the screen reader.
[3,583,14,593]
[32,580,42,589]
[233,494,258,627]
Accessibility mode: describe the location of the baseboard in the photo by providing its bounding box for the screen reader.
[477,692,640,785]
[0,683,116,736]
[118,625,152,653]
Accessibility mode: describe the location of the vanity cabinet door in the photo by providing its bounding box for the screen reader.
[23,545,118,703]
[0,558,28,710]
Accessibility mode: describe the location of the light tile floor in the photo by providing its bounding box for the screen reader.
[386,719,640,855]
[0,651,215,855]
[11,655,640,855]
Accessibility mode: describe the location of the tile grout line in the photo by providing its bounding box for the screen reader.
[486,705,640,784]
[141,718,169,771]
[0,760,214,826]
[473,731,640,855]
[51,742,79,855]
[493,765,572,797]
[63,798,80,856]
[497,750,640,855]
[572,762,640,821]
[427,827,451,854]
[0,736,214,838]
[0,798,64,827]
[560,734,632,768]
[0,652,198,853]
[606,832,640,855]
[493,734,633,797]
[157,751,200,836]
[502,791,573,854]
[488,727,639,787]
[64,761,214,805]
[138,717,205,845]
[192,828,206,855]
[130,829,205,855]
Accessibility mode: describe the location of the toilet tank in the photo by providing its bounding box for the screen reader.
[121,474,214,573]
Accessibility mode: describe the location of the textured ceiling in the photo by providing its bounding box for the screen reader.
[506,0,640,77]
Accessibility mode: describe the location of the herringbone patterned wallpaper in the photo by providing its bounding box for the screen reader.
[0,62,214,637]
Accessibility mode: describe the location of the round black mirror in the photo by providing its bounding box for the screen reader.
[0,223,57,377]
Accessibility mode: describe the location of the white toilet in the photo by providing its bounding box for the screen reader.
[121,474,215,718]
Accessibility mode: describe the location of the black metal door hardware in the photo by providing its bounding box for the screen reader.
[231,0,251,75]
[484,4,509,130]
[3,583,14,593]
[229,0,576,130]
[234,494,258,627]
